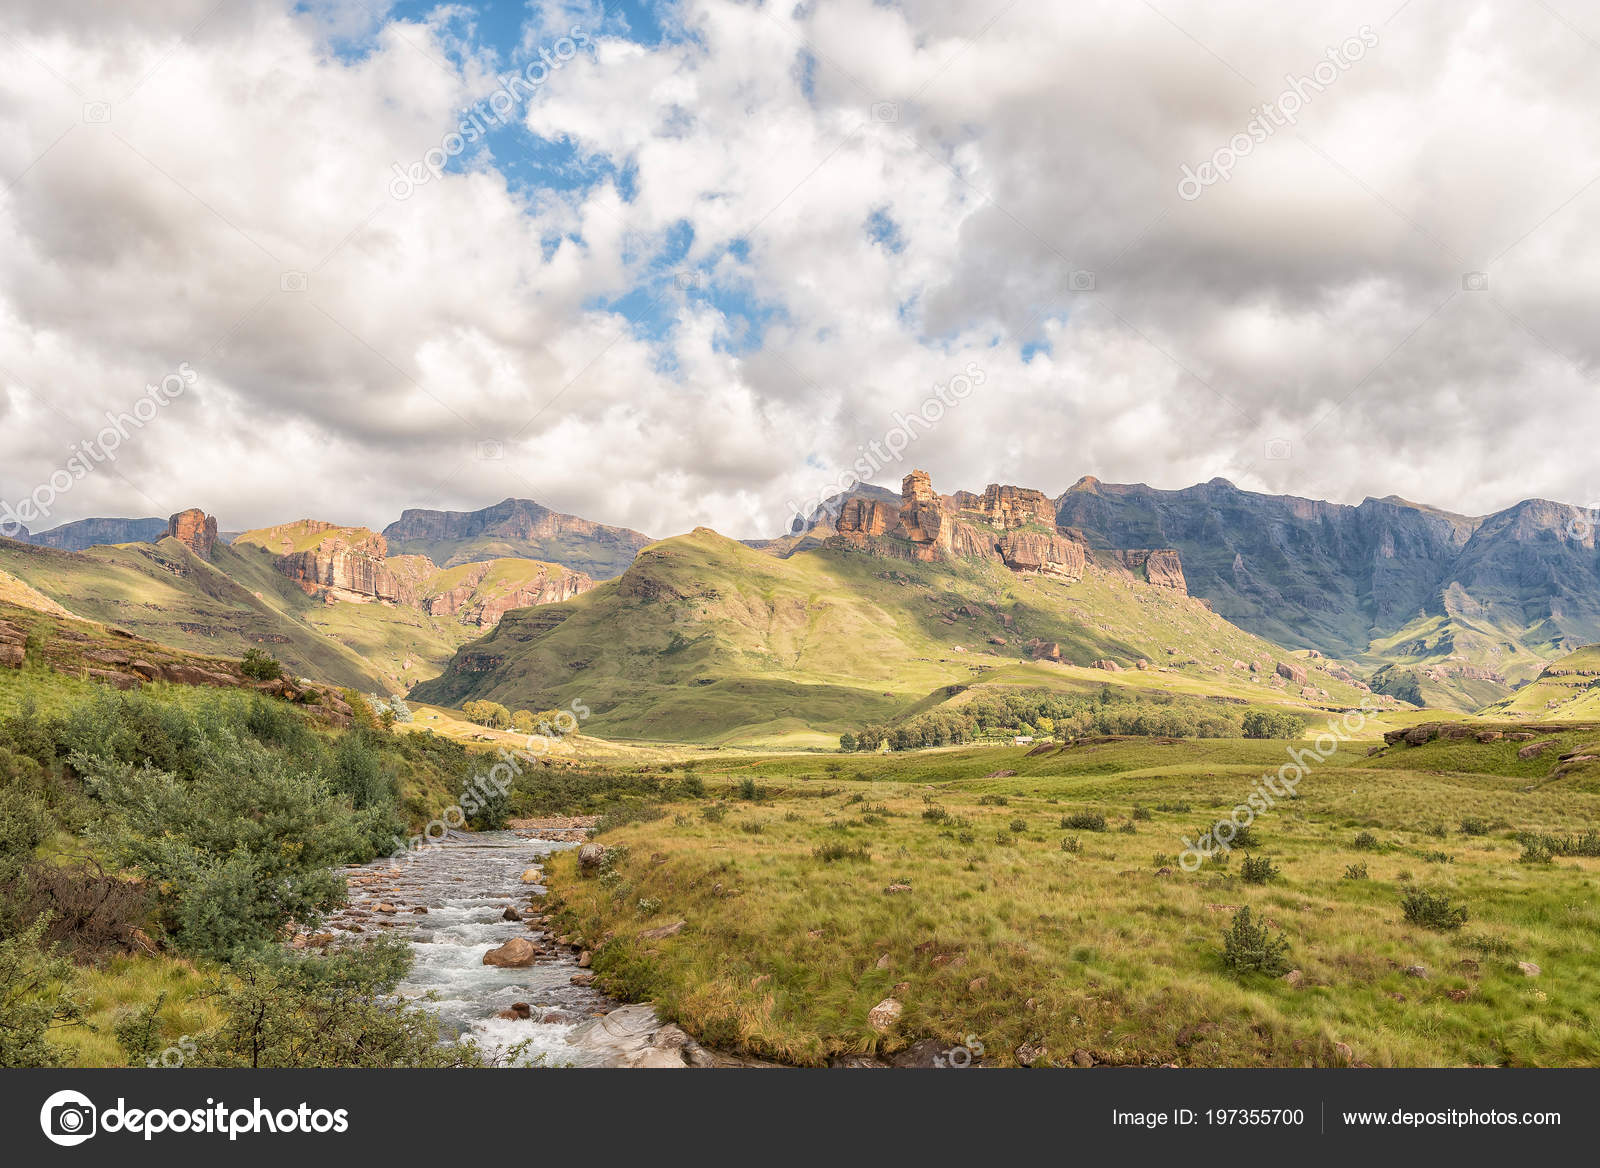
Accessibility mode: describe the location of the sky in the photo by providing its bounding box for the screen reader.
[2,0,1598,542]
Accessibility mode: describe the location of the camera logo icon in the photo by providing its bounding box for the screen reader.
[673,270,701,291]
[1461,271,1489,292]
[40,1090,97,1147]
[870,101,899,123]
[1264,437,1293,461]
[280,271,309,293]
[82,102,111,124]
[475,439,505,461]
[1069,269,1096,292]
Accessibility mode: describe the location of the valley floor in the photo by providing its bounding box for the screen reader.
[542,732,1600,1067]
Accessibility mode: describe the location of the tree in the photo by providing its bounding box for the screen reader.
[1242,709,1304,739]
[462,700,512,730]
[838,731,857,752]
[239,648,284,681]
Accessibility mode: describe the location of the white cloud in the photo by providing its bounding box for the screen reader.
[2,0,1598,543]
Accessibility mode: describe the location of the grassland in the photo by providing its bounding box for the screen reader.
[544,727,1600,1067]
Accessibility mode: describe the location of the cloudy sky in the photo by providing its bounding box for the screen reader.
[2,0,1597,541]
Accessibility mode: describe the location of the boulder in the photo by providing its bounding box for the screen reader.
[1517,740,1557,761]
[1517,961,1541,978]
[578,843,608,875]
[640,919,686,940]
[483,937,539,968]
[866,998,903,1033]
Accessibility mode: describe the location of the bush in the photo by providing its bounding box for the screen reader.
[922,805,949,822]
[1518,841,1554,865]
[978,794,1009,806]
[1239,854,1279,884]
[158,938,496,1067]
[1220,907,1291,976]
[239,648,283,681]
[388,696,413,723]
[1353,831,1380,851]
[1060,811,1107,832]
[1400,888,1468,931]
[1061,836,1081,853]
[812,842,870,863]
[1008,817,1027,833]
[1343,862,1368,880]
[77,739,363,960]
[0,917,83,1067]
[1459,817,1489,836]
[994,831,1015,845]
[1131,805,1152,821]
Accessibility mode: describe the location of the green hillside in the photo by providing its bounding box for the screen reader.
[0,536,385,689]
[413,528,1377,746]
[1480,644,1600,721]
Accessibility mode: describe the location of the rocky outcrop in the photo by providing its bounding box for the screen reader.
[834,496,898,538]
[1107,548,1187,593]
[424,560,593,626]
[167,509,218,560]
[0,619,26,669]
[968,484,1056,529]
[269,525,400,604]
[1275,660,1308,686]
[998,530,1086,579]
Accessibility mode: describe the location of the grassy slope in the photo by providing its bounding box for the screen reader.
[1481,644,1600,722]
[0,536,384,689]
[413,530,1376,747]
[548,728,1600,1067]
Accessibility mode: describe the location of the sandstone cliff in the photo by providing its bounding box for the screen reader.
[833,470,1087,580]
[259,524,400,604]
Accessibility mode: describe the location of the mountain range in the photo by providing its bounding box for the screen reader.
[3,473,1596,723]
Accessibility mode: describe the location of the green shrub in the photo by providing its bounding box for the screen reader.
[1008,817,1027,833]
[994,831,1015,846]
[812,842,870,863]
[1518,841,1554,865]
[1060,811,1107,832]
[1343,862,1368,880]
[978,794,1009,806]
[1239,854,1279,884]
[0,917,83,1067]
[239,648,283,681]
[1400,888,1468,931]
[1353,831,1380,851]
[1131,805,1152,821]
[168,938,496,1067]
[1220,907,1291,976]
[1061,836,1081,854]
[1459,817,1489,836]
